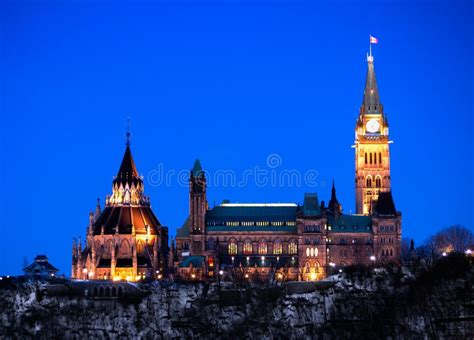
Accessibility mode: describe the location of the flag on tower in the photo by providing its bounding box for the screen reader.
[370,36,378,44]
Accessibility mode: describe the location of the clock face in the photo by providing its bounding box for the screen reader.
[366,119,380,133]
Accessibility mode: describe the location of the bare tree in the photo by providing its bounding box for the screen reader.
[432,225,474,253]
[401,238,411,264]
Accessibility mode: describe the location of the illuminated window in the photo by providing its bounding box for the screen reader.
[273,239,283,255]
[243,239,252,255]
[258,239,267,255]
[136,240,145,254]
[228,239,237,255]
[288,240,298,255]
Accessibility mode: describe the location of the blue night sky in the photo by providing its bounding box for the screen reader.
[1,1,472,275]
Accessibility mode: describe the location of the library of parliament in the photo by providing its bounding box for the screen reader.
[71,52,402,282]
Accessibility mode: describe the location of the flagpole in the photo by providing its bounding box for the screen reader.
[369,35,372,57]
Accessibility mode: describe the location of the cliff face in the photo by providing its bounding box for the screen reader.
[1,263,473,339]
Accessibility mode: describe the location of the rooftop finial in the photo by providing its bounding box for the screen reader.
[126,115,131,146]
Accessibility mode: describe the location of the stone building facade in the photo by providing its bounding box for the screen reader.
[71,139,168,281]
[175,54,402,281]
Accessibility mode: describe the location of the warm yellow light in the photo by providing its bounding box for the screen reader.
[126,276,131,281]
[245,274,249,279]
[277,273,283,279]
[135,275,141,281]
[157,274,162,279]
[310,272,317,281]
[191,274,196,279]
[113,276,121,281]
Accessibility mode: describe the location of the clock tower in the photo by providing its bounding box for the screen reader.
[354,53,391,215]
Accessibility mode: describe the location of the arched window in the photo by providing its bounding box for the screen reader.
[228,239,238,255]
[375,176,382,188]
[136,240,145,254]
[258,239,267,255]
[310,248,314,257]
[273,239,282,255]
[390,249,393,256]
[379,152,382,164]
[304,262,310,273]
[366,176,372,188]
[365,153,367,164]
[314,248,318,257]
[288,240,298,255]
[306,248,310,257]
[374,152,377,164]
[243,239,253,255]
[370,153,373,164]
[119,239,131,257]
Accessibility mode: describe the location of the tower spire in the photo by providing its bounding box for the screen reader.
[126,116,131,146]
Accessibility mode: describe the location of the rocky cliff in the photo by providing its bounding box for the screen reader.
[1,256,473,339]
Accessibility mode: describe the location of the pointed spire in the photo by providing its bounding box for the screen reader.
[328,179,340,213]
[94,198,101,220]
[361,54,383,116]
[191,159,204,177]
[125,115,131,146]
[115,143,140,184]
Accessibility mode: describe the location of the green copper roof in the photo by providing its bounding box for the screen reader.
[206,226,297,233]
[176,216,190,238]
[327,215,372,233]
[302,193,320,216]
[192,159,203,177]
[179,256,204,268]
[206,204,298,223]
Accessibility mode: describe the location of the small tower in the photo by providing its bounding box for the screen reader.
[328,180,342,217]
[189,159,207,255]
[354,48,391,215]
[189,159,206,234]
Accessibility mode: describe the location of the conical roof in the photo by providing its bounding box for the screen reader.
[361,56,383,116]
[191,159,204,177]
[114,145,142,186]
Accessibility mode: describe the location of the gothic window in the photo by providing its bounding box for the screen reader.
[258,239,267,255]
[136,240,145,254]
[288,240,298,255]
[243,239,253,255]
[370,153,373,164]
[390,249,393,256]
[366,176,372,188]
[365,153,367,164]
[375,176,382,188]
[379,152,382,164]
[228,239,238,255]
[119,239,131,257]
[305,262,310,274]
[273,239,283,255]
